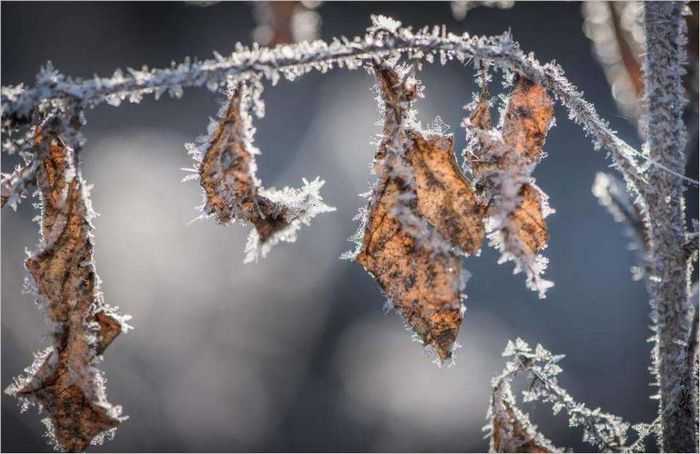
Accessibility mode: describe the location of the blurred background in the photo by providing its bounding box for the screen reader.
[2,2,698,452]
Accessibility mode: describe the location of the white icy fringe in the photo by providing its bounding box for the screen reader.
[244,177,336,263]
[488,338,655,452]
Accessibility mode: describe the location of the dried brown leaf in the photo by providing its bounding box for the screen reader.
[511,184,548,253]
[197,82,333,261]
[408,131,486,255]
[199,88,259,225]
[502,76,554,165]
[490,388,556,453]
[356,164,464,362]
[6,135,126,452]
[466,75,555,296]
[500,76,553,255]
[353,64,487,362]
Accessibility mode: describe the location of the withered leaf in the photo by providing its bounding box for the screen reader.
[490,389,556,453]
[356,162,464,362]
[199,87,259,225]
[471,83,493,130]
[197,81,333,261]
[511,184,548,253]
[7,135,126,452]
[465,75,555,296]
[18,357,121,453]
[353,64,486,362]
[500,76,553,256]
[502,76,555,165]
[407,131,486,255]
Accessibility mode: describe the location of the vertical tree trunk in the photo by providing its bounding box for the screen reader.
[643,2,696,452]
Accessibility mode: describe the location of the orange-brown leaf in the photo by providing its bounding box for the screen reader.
[356,164,464,362]
[199,88,259,225]
[491,397,555,453]
[502,76,554,164]
[198,84,333,259]
[465,76,554,295]
[500,76,553,254]
[8,135,125,452]
[408,131,486,255]
[512,184,548,253]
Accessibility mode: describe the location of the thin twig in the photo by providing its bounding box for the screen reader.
[1,17,696,187]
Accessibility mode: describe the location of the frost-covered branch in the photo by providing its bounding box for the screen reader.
[684,225,699,263]
[487,339,653,453]
[4,16,690,189]
[682,285,699,450]
[641,3,696,452]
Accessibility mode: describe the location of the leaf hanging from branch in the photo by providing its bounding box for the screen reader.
[464,75,555,298]
[347,63,485,364]
[4,132,130,452]
[188,78,334,262]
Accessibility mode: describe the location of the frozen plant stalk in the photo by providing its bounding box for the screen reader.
[642,2,696,452]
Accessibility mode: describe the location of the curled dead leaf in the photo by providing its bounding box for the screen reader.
[352,63,486,362]
[465,75,555,296]
[511,184,548,253]
[502,76,554,164]
[6,135,127,452]
[196,81,334,262]
[490,386,556,453]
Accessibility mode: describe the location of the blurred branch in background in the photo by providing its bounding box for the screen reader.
[450,0,514,21]
[251,1,322,46]
[582,2,645,128]
[582,1,699,134]
[592,172,648,281]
